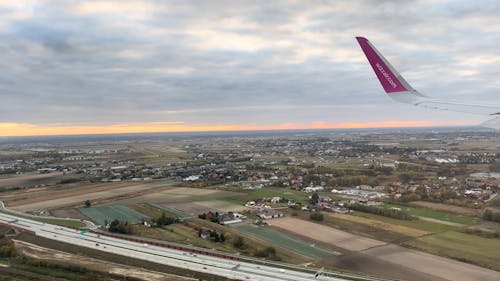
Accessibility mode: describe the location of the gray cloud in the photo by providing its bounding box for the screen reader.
[0,0,499,127]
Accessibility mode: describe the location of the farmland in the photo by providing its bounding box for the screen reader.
[195,200,247,212]
[351,211,460,233]
[356,243,500,281]
[233,224,338,259]
[1,128,499,280]
[324,212,429,237]
[266,217,385,251]
[79,205,150,225]
[7,182,166,212]
[103,186,242,206]
[283,209,422,242]
[411,201,481,216]
[149,203,192,218]
[380,203,478,225]
[129,220,309,264]
[226,187,309,205]
[404,231,500,271]
[0,172,66,190]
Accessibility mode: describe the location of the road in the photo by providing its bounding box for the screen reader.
[0,212,351,281]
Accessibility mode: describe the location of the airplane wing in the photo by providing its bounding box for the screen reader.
[355,36,500,129]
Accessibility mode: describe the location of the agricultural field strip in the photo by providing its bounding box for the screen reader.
[411,201,480,216]
[111,205,149,222]
[381,203,476,225]
[234,224,338,259]
[404,231,500,271]
[268,218,385,252]
[10,183,164,212]
[149,203,192,218]
[324,212,429,237]
[2,181,132,203]
[363,243,500,281]
[0,172,65,188]
[106,187,243,206]
[195,200,247,212]
[416,216,466,227]
[160,187,223,196]
[79,205,150,225]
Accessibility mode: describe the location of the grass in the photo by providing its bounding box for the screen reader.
[226,187,308,205]
[234,224,338,259]
[404,231,500,271]
[324,212,429,238]
[148,203,192,218]
[351,211,459,233]
[0,173,16,179]
[0,209,87,229]
[11,264,85,280]
[131,224,193,244]
[381,203,477,225]
[132,221,306,263]
[79,205,150,225]
[35,218,86,228]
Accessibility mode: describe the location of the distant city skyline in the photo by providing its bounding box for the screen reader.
[1,1,499,136]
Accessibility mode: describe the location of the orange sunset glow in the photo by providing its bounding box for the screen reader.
[0,121,470,137]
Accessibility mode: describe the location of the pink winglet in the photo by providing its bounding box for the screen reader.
[356,37,407,93]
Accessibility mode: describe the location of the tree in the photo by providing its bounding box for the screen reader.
[309,212,324,221]
[233,236,245,249]
[254,247,277,259]
[84,200,91,208]
[108,219,133,234]
[310,192,319,205]
[398,173,411,184]
[155,212,178,227]
[220,233,226,242]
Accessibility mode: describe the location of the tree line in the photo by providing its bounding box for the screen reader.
[348,204,416,220]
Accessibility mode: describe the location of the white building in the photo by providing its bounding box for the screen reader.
[304,186,324,193]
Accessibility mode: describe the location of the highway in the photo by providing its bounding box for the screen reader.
[0,212,349,281]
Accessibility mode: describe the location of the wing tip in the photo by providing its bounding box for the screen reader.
[355,36,367,43]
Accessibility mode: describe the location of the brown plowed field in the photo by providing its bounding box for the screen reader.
[267,217,385,251]
[10,183,162,212]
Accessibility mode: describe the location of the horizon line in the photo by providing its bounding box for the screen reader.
[0,121,477,138]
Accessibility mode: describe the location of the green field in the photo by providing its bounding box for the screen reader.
[149,203,192,218]
[79,205,150,225]
[227,187,308,205]
[352,211,459,233]
[0,210,87,229]
[36,218,86,228]
[234,224,338,259]
[404,231,500,271]
[381,203,477,225]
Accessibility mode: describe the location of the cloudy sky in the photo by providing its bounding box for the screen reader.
[1,0,500,136]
